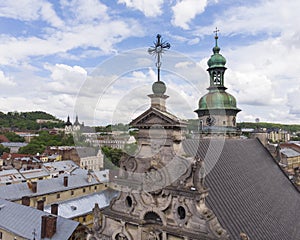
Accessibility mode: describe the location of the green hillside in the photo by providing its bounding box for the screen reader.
[0,111,65,131]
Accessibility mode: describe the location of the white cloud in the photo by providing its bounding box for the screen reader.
[0,0,63,27]
[60,0,108,24]
[0,71,16,86]
[118,0,164,17]
[0,19,144,65]
[44,63,87,94]
[171,0,208,29]
[287,88,300,116]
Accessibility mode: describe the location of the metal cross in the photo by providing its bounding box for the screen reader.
[148,34,170,82]
[214,27,220,46]
[214,27,220,37]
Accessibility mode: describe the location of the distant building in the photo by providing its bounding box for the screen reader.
[65,115,84,134]
[0,142,28,153]
[268,129,290,143]
[280,148,300,170]
[0,171,107,208]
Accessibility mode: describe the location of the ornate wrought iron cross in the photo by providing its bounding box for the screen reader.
[148,34,170,82]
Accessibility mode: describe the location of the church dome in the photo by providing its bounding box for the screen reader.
[198,90,237,110]
[207,46,226,68]
[152,81,166,95]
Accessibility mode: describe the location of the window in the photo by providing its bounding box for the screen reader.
[83,188,86,193]
[94,186,97,190]
[0,231,3,239]
[83,217,86,222]
[57,193,60,199]
[71,190,74,195]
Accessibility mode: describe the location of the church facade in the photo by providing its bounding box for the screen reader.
[88,33,300,240]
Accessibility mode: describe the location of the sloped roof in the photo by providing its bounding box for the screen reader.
[130,107,187,127]
[183,138,300,240]
[0,198,79,240]
[44,189,118,218]
[0,173,100,201]
[281,148,300,158]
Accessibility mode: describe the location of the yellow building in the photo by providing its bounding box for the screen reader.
[280,148,300,170]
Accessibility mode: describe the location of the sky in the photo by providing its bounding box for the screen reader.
[0,0,299,126]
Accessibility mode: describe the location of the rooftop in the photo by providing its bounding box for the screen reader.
[0,173,101,201]
[183,138,300,240]
[0,198,79,240]
[44,189,118,218]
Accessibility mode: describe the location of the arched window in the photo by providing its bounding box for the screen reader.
[144,211,163,224]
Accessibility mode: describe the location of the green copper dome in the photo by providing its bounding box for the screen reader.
[198,90,238,110]
[152,81,166,95]
[207,46,226,68]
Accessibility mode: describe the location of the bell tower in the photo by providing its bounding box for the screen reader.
[195,28,241,137]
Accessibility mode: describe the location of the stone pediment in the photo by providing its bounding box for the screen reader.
[130,107,183,127]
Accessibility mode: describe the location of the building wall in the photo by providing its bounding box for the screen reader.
[282,155,300,170]
[14,182,107,207]
[0,229,26,240]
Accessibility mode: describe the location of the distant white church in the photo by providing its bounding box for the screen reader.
[64,115,84,133]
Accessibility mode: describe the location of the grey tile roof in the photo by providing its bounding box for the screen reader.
[0,172,100,201]
[280,148,300,158]
[183,138,300,240]
[0,198,79,240]
[44,189,118,218]
[43,160,79,174]
[0,169,25,184]
[19,168,49,179]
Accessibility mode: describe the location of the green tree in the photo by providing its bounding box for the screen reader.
[0,144,10,155]
[18,143,45,155]
[101,146,123,167]
[4,132,25,142]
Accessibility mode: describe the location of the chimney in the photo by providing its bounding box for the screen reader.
[37,200,44,211]
[41,215,57,238]
[51,203,58,215]
[31,181,37,193]
[63,176,68,187]
[21,196,30,206]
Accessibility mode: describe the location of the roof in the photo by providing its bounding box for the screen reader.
[0,173,101,201]
[183,138,300,240]
[0,169,25,184]
[43,160,79,174]
[19,168,49,179]
[280,148,300,158]
[0,135,9,143]
[0,198,79,240]
[44,189,118,218]
[1,142,28,148]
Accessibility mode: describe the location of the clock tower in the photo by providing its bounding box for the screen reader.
[195,29,241,137]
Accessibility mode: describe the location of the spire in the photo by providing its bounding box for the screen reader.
[148,34,170,82]
[74,115,80,125]
[213,27,221,54]
[207,28,227,88]
[65,115,72,126]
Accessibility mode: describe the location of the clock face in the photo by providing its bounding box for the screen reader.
[206,116,216,126]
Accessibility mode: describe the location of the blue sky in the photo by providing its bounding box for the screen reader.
[0,0,299,126]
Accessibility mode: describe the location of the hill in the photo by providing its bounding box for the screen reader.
[0,111,65,131]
